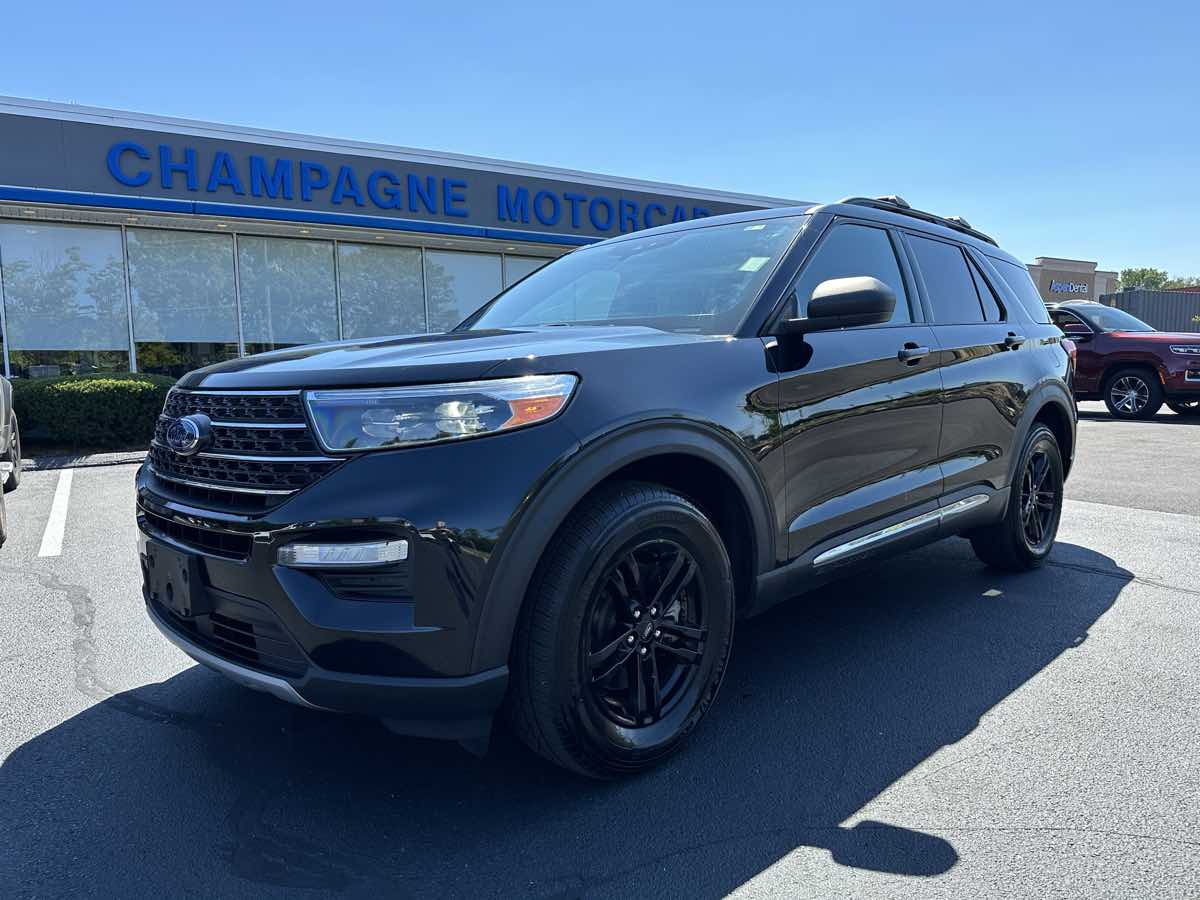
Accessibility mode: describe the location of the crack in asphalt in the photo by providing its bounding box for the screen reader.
[0,563,224,735]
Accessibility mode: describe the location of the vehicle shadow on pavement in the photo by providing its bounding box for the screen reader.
[0,539,1131,898]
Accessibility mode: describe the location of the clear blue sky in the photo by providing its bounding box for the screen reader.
[3,1,1197,275]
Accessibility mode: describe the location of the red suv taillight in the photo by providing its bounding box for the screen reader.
[1061,338,1077,387]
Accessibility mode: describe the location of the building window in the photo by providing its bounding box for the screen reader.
[238,236,337,354]
[0,222,131,378]
[127,228,239,376]
[337,243,425,340]
[425,250,503,333]
[504,255,551,288]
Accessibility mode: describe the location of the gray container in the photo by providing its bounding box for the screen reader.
[1100,290,1200,333]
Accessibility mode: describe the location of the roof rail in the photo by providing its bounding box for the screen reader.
[837,196,998,246]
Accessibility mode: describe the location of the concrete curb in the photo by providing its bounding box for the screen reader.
[22,451,147,471]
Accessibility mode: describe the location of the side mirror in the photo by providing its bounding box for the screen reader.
[778,276,896,336]
[1062,323,1092,341]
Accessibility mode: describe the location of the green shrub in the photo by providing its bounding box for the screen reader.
[12,373,177,449]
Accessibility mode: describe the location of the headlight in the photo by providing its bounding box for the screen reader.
[304,374,578,452]
[1170,345,1200,355]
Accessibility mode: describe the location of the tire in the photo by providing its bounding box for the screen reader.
[1103,368,1163,420]
[969,423,1064,571]
[0,485,7,548]
[508,481,735,779]
[3,414,21,493]
[1167,400,1200,417]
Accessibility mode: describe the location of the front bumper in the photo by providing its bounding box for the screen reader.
[136,419,578,735]
[1166,364,1200,397]
[146,598,507,738]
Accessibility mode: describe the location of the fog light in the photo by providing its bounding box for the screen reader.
[277,539,408,568]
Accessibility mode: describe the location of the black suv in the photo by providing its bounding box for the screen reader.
[137,196,1076,777]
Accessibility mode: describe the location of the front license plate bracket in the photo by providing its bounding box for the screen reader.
[145,541,211,618]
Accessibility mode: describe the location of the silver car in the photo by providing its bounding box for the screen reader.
[0,376,20,546]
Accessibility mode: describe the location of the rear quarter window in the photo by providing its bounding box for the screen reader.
[991,258,1052,324]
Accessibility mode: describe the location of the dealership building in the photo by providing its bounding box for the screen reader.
[0,97,797,379]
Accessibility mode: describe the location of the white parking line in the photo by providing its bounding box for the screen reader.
[37,469,74,558]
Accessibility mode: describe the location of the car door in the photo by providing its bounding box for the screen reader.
[902,232,1035,498]
[771,220,945,560]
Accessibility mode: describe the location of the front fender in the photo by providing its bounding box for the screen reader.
[469,417,777,672]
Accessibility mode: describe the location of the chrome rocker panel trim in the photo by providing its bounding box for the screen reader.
[813,493,991,567]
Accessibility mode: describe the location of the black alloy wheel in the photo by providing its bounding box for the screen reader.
[1167,400,1200,417]
[1019,446,1057,553]
[584,539,708,729]
[509,482,734,778]
[969,423,1064,571]
[1104,368,1163,420]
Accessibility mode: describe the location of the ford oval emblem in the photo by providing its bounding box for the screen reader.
[165,414,211,457]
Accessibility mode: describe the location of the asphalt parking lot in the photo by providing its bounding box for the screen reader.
[2,401,1198,899]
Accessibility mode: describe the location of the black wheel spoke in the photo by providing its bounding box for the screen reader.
[659,621,707,642]
[647,651,661,718]
[657,642,702,665]
[589,630,636,673]
[591,645,635,684]
[1030,453,1049,492]
[649,549,697,613]
[632,652,649,717]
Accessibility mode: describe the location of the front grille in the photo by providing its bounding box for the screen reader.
[141,509,253,560]
[149,444,335,492]
[153,417,320,456]
[151,592,308,677]
[148,389,341,504]
[163,391,305,422]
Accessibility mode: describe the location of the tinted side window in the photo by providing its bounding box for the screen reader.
[908,234,984,324]
[992,258,1053,324]
[968,257,1005,322]
[1050,309,1089,332]
[791,223,911,324]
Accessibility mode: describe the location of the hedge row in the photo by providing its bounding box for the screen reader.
[13,373,176,449]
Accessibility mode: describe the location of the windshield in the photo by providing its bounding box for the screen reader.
[1073,305,1155,332]
[466,216,807,335]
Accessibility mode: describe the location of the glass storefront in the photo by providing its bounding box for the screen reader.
[338,243,425,340]
[238,235,337,354]
[0,216,557,378]
[0,222,131,378]
[425,250,503,333]
[504,255,550,288]
[127,228,241,377]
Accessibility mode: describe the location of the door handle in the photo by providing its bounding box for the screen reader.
[1004,332,1026,349]
[898,342,929,365]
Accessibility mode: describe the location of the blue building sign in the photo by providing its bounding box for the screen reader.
[0,110,769,244]
[102,140,714,241]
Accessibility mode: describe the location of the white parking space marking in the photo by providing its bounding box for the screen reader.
[37,469,74,558]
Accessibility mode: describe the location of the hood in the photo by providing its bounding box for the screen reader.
[179,326,718,390]
[1109,331,1200,343]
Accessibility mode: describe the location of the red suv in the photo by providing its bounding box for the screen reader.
[1049,300,1200,419]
